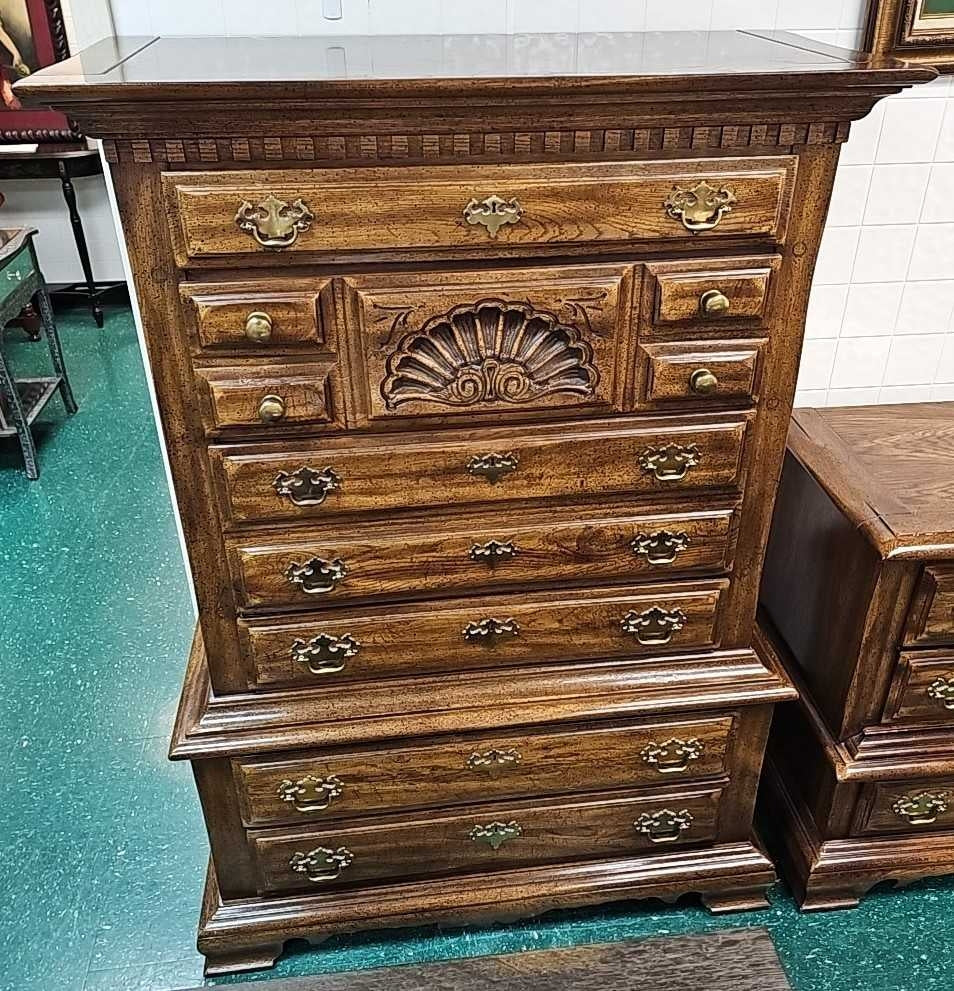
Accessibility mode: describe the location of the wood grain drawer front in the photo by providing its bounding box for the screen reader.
[229,500,733,609]
[654,267,771,325]
[162,158,795,264]
[904,565,954,647]
[854,778,954,836]
[196,362,342,433]
[212,417,748,527]
[251,785,724,893]
[638,342,762,408]
[240,580,728,687]
[181,280,328,351]
[234,716,735,828]
[883,651,954,726]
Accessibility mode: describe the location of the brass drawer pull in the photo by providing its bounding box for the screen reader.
[689,368,719,395]
[244,310,273,342]
[235,194,314,250]
[467,748,522,773]
[639,443,701,482]
[467,451,519,484]
[462,195,523,238]
[273,466,341,507]
[631,530,690,566]
[463,617,521,645]
[469,820,522,850]
[291,633,360,675]
[278,774,344,813]
[634,808,694,843]
[639,738,704,774]
[285,557,347,595]
[892,791,949,826]
[470,540,519,566]
[664,180,736,234]
[621,606,687,646]
[258,394,286,423]
[699,289,731,317]
[927,676,954,711]
[6,268,22,282]
[289,846,353,882]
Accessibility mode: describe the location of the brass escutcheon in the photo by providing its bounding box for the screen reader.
[462,195,523,237]
[463,617,521,645]
[469,820,522,850]
[235,194,314,250]
[927,676,954,711]
[467,748,523,773]
[466,451,519,484]
[664,181,736,234]
[291,632,360,675]
[289,846,353,882]
[621,606,687,646]
[892,791,950,826]
[639,443,701,482]
[639,738,705,774]
[470,539,519,566]
[630,530,691,566]
[284,557,348,595]
[273,466,342,507]
[634,808,694,843]
[278,774,344,813]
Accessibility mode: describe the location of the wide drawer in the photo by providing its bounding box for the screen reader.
[854,778,954,836]
[904,565,954,648]
[240,579,728,686]
[883,650,954,726]
[162,158,796,265]
[211,416,748,527]
[251,784,723,893]
[234,715,736,828]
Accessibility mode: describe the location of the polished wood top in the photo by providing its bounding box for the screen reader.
[789,404,954,558]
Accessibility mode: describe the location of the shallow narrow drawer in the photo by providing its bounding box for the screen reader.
[180,279,328,351]
[211,416,748,526]
[233,715,736,827]
[638,342,762,407]
[251,784,723,893]
[904,565,954,647]
[228,499,733,609]
[162,157,795,264]
[883,651,954,726]
[195,362,342,433]
[654,267,772,325]
[853,778,954,836]
[240,579,728,686]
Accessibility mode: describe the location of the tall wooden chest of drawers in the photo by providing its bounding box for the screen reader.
[760,404,954,909]
[19,31,931,974]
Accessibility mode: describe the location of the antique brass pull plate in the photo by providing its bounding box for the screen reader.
[631,530,691,566]
[291,632,360,675]
[470,540,519,566]
[463,195,523,237]
[463,617,521,645]
[467,451,519,484]
[278,774,344,813]
[639,737,704,774]
[470,820,522,850]
[285,557,347,595]
[289,846,354,882]
[892,791,950,826]
[235,194,314,250]
[467,748,523,773]
[639,443,701,482]
[634,808,694,843]
[927,676,954,711]
[621,606,687,646]
[664,181,736,233]
[273,466,342,507]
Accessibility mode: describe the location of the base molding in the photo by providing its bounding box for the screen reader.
[198,840,776,975]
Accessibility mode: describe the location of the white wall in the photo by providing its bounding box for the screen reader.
[9,0,953,408]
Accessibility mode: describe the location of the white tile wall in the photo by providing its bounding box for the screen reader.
[7,0,953,410]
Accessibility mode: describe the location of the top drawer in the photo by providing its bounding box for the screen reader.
[162,157,797,265]
[904,565,954,648]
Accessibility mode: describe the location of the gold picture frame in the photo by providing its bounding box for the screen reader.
[865,0,954,70]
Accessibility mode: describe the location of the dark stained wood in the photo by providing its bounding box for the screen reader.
[904,565,954,646]
[23,31,930,973]
[883,650,954,726]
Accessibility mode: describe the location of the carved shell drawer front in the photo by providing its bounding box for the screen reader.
[346,265,635,422]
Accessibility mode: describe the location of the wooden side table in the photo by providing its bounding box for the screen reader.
[0,228,77,479]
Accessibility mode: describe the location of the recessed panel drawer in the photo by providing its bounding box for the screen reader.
[251,784,724,894]
[882,650,954,726]
[233,715,736,828]
[637,342,763,408]
[854,778,954,836]
[653,265,774,325]
[904,565,954,648]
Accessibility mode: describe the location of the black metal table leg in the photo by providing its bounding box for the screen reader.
[57,159,104,328]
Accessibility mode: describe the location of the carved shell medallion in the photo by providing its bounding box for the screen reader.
[381,299,599,410]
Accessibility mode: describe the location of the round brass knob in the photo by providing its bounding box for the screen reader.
[690,368,719,395]
[244,311,273,342]
[700,289,730,317]
[258,394,286,423]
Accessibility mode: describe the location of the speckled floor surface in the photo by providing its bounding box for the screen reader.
[1,304,953,991]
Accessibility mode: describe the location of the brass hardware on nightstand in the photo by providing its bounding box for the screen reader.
[621,606,687,646]
[284,557,348,595]
[634,808,694,843]
[466,451,519,484]
[278,774,344,813]
[6,269,22,281]
[891,791,950,826]
[291,633,360,675]
[631,530,691,566]
[639,443,701,481]
[663,180,736,233]
[462,195,523,237]
[689,369,719,395]
[235,194,314,250]
[273,466,341,507]
[467,748,523,773]
[258,394,286,423]
[639,738,705,774]
[463,617,521,645]
[927,676,954,710]
[699,289,731,317]
[244,311,273,342]
[469,820,522,850]
[289,846,354,882]
[470,540,519,566]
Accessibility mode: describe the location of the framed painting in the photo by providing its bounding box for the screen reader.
[865,0,954,70]
[0,0,78,142]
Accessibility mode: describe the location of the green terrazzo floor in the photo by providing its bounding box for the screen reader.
[1,304,952,991]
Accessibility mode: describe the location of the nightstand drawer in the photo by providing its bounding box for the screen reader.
[883,651,954,726]
[904,565,954,648]
[638,342,763,408]
[854,778,954,836]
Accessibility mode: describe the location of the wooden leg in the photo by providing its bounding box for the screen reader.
[701,887,772,914]
[201,942,285,976]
